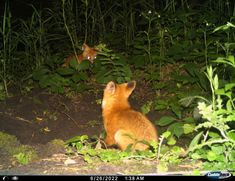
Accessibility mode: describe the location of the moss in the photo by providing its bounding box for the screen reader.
[47,139,65,154]
[0,131,20,152]
[49,139,65,147]
[37,139,66,157]
[0,131,38,165]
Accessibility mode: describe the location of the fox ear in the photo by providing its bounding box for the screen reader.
[82,43,88,50]
[105,81,116,94]
[127,81,136,91]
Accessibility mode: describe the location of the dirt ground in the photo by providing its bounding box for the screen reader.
[0,84,172,175]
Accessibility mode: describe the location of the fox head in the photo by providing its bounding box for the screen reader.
[102,81,136,110]
[81,43,98,63]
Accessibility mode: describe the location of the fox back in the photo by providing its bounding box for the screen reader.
[102,81,158,151]
[63,43,97,67]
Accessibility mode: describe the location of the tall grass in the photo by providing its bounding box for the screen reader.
[0,0,235,94]
[0,0,15,97]
[18,5,52,70]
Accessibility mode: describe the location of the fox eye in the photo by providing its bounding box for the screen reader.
[87,56,91,59]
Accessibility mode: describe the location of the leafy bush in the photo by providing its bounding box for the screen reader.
[186,59,235,171]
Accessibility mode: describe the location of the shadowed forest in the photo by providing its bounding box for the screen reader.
[0,0,235,176]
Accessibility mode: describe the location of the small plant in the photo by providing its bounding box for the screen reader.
[93,44,132,83]
[155,131,185,172]
[13,150,35,165]
[32,54,90,94]
[65,134,156,163]
[32,44,132,94]
[0,132,38,165]
[171,63,209,92]
[65,133,185,173]
[157,116,195,146]
[186,65,235,170]
[141,101,153,115]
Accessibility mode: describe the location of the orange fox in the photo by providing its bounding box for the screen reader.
[102,81,158,151]
[62,43,98,67]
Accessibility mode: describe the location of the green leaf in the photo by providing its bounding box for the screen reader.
[211,145,224,155]
[162,131,171,139]
[228,131,235,141]
[207,66,213,80]
[226,101,232,112]
[157,162,168,172]
[65,135,88,145]
[191,152,202,159]
[77,72,89,81]
[183,123,195,134]
[141,101,152,115]
[227,55,235,64]
[168,122,184,138]
[179,97,196,107]
[170,105,182,119]
[84,155,93,163]
[87,149,97,156]
[213,22,235,32]
[197,71,208,91]
[193,170,201,176]
[229,150,235,161]
[183,63,197,77]
[153,82,166,90]
[57,67,75,76]
[154,99,168,110]
[167,136,176,145]
[157,116,176,126]
[188,131,203,151]
[183,117,195,123]
[75,142,83,150]
[225,83,235,91]
[80,135,89,142]
[208,132,220,138]
[32,68,50,80]
[14,152,30,165]
[207,151,217,161]
[71,74,81,83]
[78,60,90,71]
[69,58,79,68]
[213,74,219,90]
[215,88,225,95]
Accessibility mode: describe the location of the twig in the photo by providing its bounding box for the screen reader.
[0,111,32,124]
[50,103,80,129]
[15,116,32,124]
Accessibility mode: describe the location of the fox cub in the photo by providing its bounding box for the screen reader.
[102,81,158,151]
[62,43,97,67]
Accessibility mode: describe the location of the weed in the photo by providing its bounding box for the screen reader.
[0,132,38,165]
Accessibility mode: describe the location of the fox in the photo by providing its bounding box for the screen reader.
[62,43,98,67]
[102,81,158,151]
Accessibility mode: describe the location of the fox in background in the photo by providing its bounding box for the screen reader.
[62,43,98,67]
[102,80,158,151]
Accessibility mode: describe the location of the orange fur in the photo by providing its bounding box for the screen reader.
[102,81,158,151]
[62,43,97,67]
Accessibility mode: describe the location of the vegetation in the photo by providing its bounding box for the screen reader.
[0,132,38,165]
[0,0,235,174]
